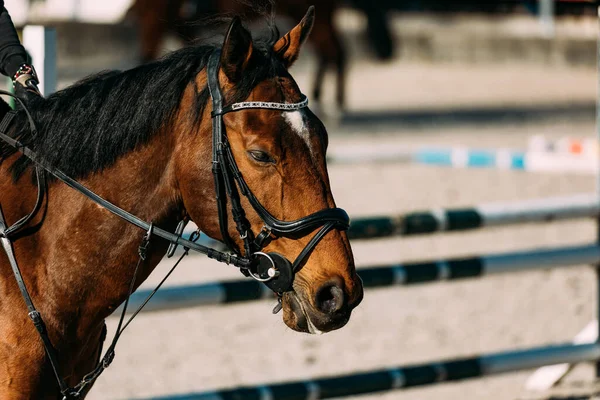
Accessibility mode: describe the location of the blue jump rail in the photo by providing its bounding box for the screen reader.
[327,147,526,170]
[136,343,600,400]
[183,194,599,241]
[121,244,600,314]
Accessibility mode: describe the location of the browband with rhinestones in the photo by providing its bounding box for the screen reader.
[213,95,309,116]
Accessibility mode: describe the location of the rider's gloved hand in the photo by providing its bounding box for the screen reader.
[12,63,42,103]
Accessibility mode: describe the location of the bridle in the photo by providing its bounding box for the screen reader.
[207,50,349,293]
[0,49,349,398]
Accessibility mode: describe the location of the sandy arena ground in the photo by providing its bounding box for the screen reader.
[51,12,599,400]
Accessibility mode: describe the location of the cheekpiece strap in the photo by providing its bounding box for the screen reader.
[207,50,224,114]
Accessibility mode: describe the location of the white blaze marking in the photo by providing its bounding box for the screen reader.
[283,110,313,155]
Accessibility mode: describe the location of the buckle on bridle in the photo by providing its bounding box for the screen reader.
[138,223,154,260]
[254,226,274,249]
[102,350,115,369]
[260,226,272,237]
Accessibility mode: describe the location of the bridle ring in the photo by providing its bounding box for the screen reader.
[248,251,279,282]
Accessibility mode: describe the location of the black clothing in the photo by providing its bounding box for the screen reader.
[0,1,28,78]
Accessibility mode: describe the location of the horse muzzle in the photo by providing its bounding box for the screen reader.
[281,276,362,334]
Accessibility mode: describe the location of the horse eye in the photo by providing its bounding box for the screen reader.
[248,150,275,164]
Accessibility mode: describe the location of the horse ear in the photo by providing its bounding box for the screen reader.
[273,6,315,68]
[220,17,254,83]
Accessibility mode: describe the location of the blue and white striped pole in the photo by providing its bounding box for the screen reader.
[348,193,599,239]
[120,244,600,314]
[185,194,600,241]
[328,146,526,170]
[137,343,600,400]
[327,145,597,174]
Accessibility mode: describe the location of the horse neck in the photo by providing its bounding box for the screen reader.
[8,127,184,328]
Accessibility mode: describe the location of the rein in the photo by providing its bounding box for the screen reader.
[0,49,349,398]
[0,93,214,399]
[0,103,250,268]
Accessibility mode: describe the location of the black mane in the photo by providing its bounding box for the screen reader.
[1,31,284,181]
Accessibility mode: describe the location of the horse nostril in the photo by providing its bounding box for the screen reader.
[315,283,345,314]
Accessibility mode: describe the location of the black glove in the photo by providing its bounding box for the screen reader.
[12,64,42,103]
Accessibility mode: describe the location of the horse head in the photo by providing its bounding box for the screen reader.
[176,8,363,333]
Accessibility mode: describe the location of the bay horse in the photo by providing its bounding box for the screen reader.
[126,0,350,108]
[0,8,363,399]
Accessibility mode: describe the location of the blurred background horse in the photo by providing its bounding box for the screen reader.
[125,0,395,110]
[124,0,598,110]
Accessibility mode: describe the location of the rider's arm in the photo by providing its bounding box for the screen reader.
[0,1,40,100]
[0,1,28,78]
